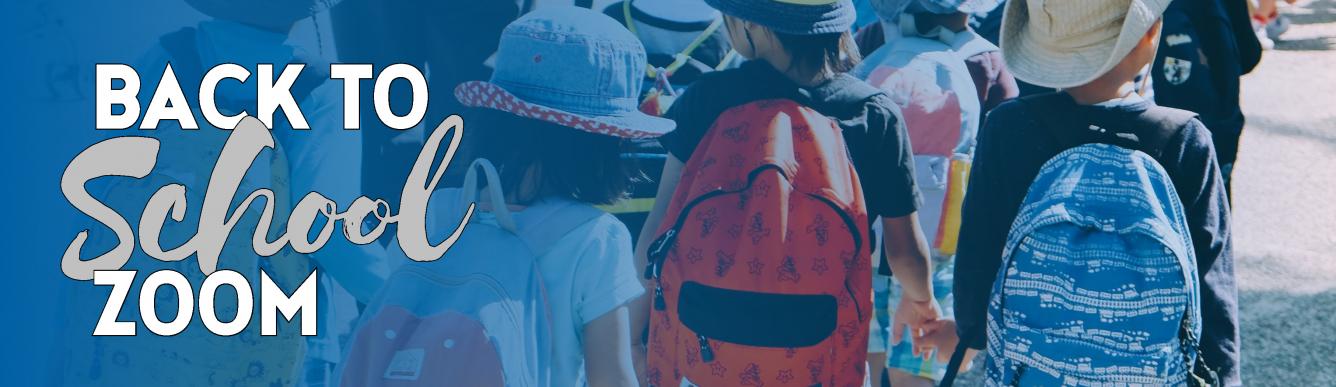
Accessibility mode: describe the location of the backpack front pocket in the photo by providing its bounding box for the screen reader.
[677,281,837,348]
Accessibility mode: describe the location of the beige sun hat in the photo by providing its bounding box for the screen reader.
[1000,0,1170,89]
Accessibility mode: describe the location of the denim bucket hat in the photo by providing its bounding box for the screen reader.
[705,0,856,35]
[455,6,675,139]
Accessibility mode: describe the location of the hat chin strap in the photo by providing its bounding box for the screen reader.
[1120,38,1161,98]
[631,0,718,23]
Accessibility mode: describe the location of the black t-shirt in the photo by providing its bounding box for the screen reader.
[659,60,922,218]
[953,93,1238,385]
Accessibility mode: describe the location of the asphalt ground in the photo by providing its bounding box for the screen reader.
[1230,1,1336,384]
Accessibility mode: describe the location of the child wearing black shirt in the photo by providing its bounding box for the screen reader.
[633,2,944,384]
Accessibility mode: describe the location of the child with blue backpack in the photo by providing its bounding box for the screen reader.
[949,0,1239,385]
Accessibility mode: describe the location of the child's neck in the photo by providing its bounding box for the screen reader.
[1065,77,1139,106]
[763,56,831,87]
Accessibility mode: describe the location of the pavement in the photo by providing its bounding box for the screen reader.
[952,2,1336,385]
[1231,1,1336,385]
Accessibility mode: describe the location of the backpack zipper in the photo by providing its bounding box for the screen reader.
[843,281,863,322]
[644,165,786,282]
[697,334,715,362]
[653,282,666,311]
[1009,363,1027,386]
[646,163,867,359]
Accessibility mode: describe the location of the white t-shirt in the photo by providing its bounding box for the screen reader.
[413,192,645,386]
[467,206,645,386]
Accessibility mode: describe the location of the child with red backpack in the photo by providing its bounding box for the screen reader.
[633,1,944,386]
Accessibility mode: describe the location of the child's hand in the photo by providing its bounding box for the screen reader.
[913,319,960,363]
[890,296,942,347]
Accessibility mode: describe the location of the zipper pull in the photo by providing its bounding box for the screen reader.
[646,229,677,278]
[697,334,715,362]
[1009,363,1027,387]
[643,261,657,280]
[653,283,666,310]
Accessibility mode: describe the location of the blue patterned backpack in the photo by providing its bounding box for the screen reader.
[974,96,1217,386]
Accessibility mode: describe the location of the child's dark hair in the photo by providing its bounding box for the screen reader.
[469,109,633,206]
[775,31,862,74]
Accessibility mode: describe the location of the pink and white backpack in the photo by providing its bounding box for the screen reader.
[337,159,602,387]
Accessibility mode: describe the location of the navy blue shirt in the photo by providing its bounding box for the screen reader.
[954,94,1240,385]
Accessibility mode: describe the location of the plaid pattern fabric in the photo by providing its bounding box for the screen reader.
[882,260,956,380]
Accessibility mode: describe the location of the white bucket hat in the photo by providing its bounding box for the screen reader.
[1000,0,1170,89]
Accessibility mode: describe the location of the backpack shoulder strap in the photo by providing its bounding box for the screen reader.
[1019,93,1196,158]
[1129,106,1198,154]
[953,30,1000,61]
[516,200,607,258]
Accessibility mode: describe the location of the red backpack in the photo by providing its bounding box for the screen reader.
[644,99,871,387]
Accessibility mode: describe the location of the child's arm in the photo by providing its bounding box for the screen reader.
[583,305,639,387]
[952,105,1021,350]
[1177,121,1239,383]
[882,214,943,347]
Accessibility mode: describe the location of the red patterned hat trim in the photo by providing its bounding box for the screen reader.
[455,81,664,139]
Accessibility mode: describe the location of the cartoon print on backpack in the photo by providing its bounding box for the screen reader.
[716,251,737,277]
[687,247,705,264]
[748,212,772,244]
[644,98,871,387]
[809,214,832,246]
[698,208,720,237]
[778,256,802,283]
[741,363,764,386]
[723,123,751,142]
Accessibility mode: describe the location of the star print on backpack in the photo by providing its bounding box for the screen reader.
[645,99,872,387]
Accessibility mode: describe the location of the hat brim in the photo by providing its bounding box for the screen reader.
[455,81,676,139]
[1000,0,1160,89]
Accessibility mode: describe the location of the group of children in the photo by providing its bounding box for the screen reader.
[440,0,1240,386]
[482,0,1242,386]
[57,0,1246,386]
